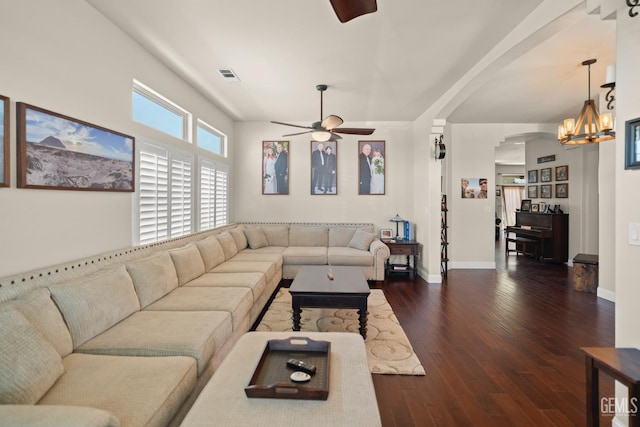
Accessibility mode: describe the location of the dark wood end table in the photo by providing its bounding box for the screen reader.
[289,266,370,339]
[383,240,419,279]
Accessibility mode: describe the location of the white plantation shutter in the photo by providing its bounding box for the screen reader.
[170,154,192,237]
[138,145,169,244]
[200,160,229,230]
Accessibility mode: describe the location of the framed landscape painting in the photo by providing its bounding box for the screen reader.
[262,141,289,195]
[0,95,8,187]
[17,103,135,191]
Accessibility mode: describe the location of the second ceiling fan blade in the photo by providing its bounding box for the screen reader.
[282,130,313,137]
[330,0,377,23]
[270,121,313,130]
[333,127,375,135]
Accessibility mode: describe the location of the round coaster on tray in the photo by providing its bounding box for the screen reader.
[290,371,311,382]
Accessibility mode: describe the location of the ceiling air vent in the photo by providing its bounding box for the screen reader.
[217,68,240,82]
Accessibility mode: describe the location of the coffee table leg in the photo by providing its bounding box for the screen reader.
[292,296,301,331]
[358,298,368,339]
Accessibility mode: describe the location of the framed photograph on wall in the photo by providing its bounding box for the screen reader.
[555,165,569,181]
[556,183,569,198]
[540,167,552,183]
[311,140,337,194]
[625,117,640,170]
[17,103,135,191]
[0,95,8,187]
[541,184,552,198]
[527,185,538,198]
[358,140,385,195]
[262,140,289,195]
[527,169,538,183]
[520,199,531,212]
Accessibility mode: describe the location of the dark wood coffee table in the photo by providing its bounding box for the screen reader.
[289,266,370,339]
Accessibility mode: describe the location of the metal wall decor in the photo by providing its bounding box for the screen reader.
[628,0,639,17]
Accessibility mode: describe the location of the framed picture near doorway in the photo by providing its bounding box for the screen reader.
[527,169,538,183]
[556,183,569,198]
[540,167,552,183]
[358,140,385,195]
[527,185,538,198]
[541,184,552,198]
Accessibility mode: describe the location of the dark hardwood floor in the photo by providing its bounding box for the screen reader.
[371,239,615,426]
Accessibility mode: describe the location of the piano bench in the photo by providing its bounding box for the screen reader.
[506,236,538,258]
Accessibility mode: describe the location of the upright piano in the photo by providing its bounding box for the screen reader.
[506,212,569,263]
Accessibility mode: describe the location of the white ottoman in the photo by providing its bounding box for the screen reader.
[180,331,381,427]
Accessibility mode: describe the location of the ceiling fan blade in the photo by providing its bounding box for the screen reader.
[321,115,343,130]
[271,120,313,130]
[333,127,375,135]
[330,133,342,140]
[282,130,313,137]
[329,0,377,23]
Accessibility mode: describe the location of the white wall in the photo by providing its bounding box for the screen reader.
[614,7,640,348]
[233,121,414,231]
[0,0,234,277]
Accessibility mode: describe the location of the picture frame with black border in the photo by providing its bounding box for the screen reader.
[625,117,640,170]
[556,183,568,198]
[541,184,552,198]
[540,167,552,183]
[527,169,538,183]
[527,185,538,198]
[555,165,569,181]
[520,199,531,212]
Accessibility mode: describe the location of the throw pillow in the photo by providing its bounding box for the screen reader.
[348,229,377,251]
[244,227,268,249]
[229,229,248,251]
[196,236,226,271]
[217,232,238,260]
[126,251,179,307]
[168,244,206,286]
[0,307,64,404]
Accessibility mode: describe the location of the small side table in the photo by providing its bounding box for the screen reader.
[582,347,640,426]
[383,240,419,279]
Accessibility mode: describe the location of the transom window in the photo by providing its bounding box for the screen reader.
[133,80,191,141]
[197,119,226,157]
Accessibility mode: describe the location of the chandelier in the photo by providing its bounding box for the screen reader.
[558,59,615,145]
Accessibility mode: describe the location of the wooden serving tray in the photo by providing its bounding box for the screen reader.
[245,336,330,400]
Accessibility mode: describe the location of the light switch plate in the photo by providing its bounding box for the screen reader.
[629,223,640,246]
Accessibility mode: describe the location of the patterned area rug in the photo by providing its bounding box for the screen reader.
[256,288,426,375]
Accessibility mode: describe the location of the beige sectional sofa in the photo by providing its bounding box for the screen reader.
[0,222,388,427]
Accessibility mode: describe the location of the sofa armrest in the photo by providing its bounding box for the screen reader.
[0,405,119,427]
[369,239,391,281]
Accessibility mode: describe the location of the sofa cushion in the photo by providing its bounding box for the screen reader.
[283,247,328,265]
[169,244,206,286]
[231,251,284,270]
[210,260,277,283]
[76,310,231,376]
[40,353,196,427]
[49,265,140,348]
[329,227,357,247]
[289,226,328,247]
[348,229,377,251]
[0,308,64,404]
[229,229,248,251]
[13,287,73,357]
[262,225,289,246]
[0,404,119,427]
[327,247,375,266]
[185,272,267,303]
[126,251,179,308]
[196,235,226,271]
[145,287,252,331]
[217,232,238,260]
[244,227,268,249]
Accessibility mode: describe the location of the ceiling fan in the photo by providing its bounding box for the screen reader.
[329,0,377,23]
[271,84,375,142]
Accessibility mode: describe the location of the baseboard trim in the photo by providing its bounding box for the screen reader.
[448,261,496,270]
[597,287,616,302]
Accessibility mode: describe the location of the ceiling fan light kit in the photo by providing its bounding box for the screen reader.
[558,59,615,145]
[271,84,375,142]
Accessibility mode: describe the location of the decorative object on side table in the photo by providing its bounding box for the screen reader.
[389,214,404,238]
[380,228,393,240]
[520,199,531,212]
[385,240,419,279]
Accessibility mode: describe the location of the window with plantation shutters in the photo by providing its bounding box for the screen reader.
[138,145,169,244]
[136,141,193,244]
[200,160,229,230]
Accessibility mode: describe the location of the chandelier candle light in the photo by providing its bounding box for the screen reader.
[558,59,615,145]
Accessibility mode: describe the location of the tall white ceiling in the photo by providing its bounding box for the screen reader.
[87,0,616,150]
